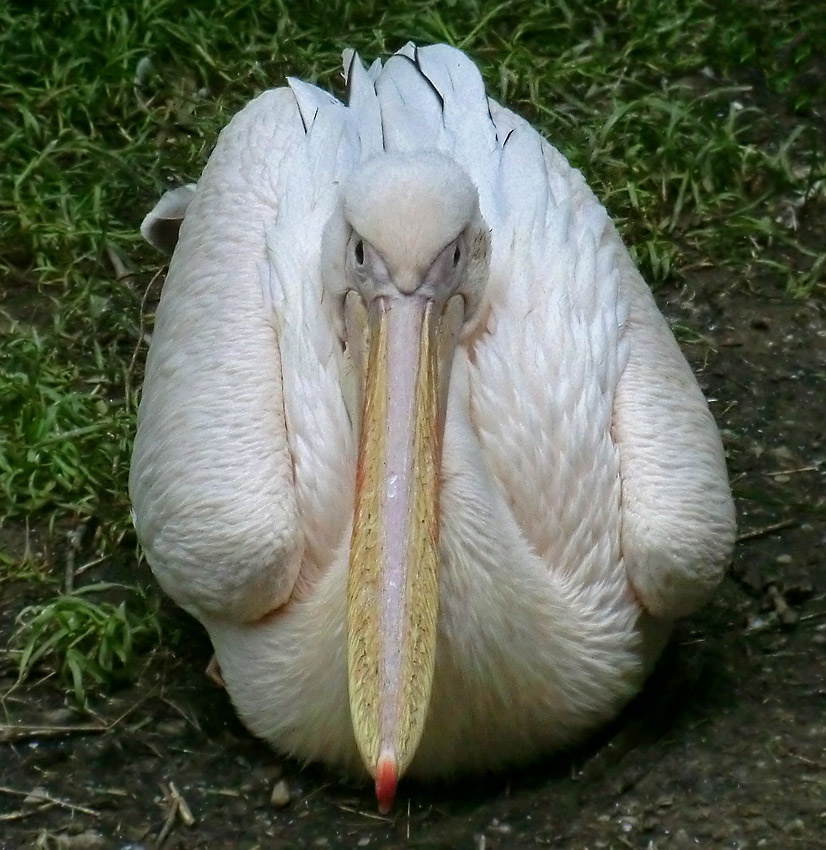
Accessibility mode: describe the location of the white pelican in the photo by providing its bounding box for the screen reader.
[130,43,735,811]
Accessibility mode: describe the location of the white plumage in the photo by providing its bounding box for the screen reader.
[130,43,735,794]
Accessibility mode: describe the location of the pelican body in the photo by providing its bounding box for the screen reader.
[130,43,735,808]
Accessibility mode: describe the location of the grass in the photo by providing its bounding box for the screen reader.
[1,0,824,702]
[12,582,162,707]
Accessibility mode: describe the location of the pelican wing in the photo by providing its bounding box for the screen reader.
[612,250,736,617]
[130,85,358,623]
[474,103,734,619]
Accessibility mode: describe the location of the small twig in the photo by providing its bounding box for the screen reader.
[155,795,178,849]
[799,610,826,624]
[155,781,195,849]
[298,782,334,804]
[0,723,108,743]
[0,785,99,817]
[787,750,826,769]
[73,554,108,580]
[764,466,819,477]
[333,804,391,822]
[737,518,798,542]
[0,802,56,822]
[154,780,196,848]
[168,781,195,826]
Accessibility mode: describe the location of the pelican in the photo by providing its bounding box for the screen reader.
[130,43,735,811]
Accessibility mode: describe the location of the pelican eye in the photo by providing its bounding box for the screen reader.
[354,240,365,265]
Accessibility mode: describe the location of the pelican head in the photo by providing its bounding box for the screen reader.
[323,152,490,810]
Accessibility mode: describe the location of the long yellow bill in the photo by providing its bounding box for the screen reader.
[347,293,460,812]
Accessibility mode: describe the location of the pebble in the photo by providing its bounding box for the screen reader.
[775,554,793,565]
[23,787,50,805]
[673,828,693,847]
[746,612,777,634]
[270,779,291,809]
[619,815,638,832]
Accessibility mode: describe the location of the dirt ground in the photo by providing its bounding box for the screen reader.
[2,242,825,846]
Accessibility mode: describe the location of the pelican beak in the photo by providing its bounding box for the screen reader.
[347,291,462,812]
